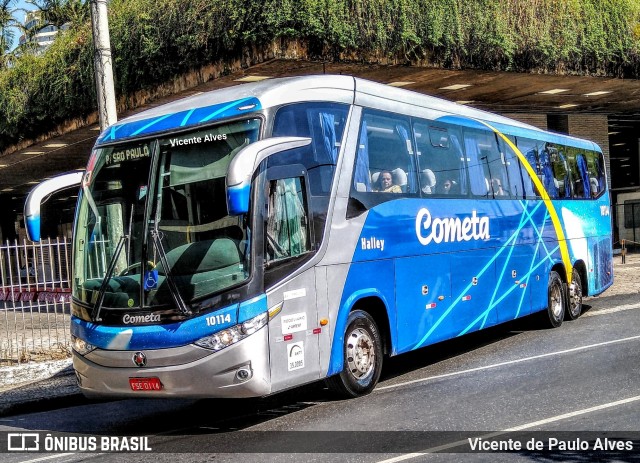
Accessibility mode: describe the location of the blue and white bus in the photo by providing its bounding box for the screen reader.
[26,75,613,398]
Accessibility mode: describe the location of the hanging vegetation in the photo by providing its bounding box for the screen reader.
[2,0,640,153]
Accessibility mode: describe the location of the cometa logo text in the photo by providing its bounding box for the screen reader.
[415,208,490,245]
[123,313,161,324]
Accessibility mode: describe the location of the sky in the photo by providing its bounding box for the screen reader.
[9,0,36,49]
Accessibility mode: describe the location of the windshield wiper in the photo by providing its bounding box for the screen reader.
[92,234,128,322]
[150,229,190,315]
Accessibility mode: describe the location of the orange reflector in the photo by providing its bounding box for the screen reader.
[320,318,329,326]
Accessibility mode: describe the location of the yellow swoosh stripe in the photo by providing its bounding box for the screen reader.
[478,120,573,283]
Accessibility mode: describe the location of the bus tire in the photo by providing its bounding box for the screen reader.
[544,271,565,328]
[326,310,383,398]
[566,268,583,320]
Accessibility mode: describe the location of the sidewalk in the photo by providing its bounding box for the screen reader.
[0,358,82,416]
[0,252,638,417]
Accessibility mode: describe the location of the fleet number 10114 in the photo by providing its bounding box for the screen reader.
[206,313,231,326]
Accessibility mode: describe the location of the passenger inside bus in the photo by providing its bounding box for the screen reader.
[491,177,506,196]
[373,170,403,193]
[440,179,459,194]
[420,169,436,194]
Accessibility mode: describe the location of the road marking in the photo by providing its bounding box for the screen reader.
[376,333,640,392]
[376,394,640,462]
[15,454,74,463]
[583,302,640,317]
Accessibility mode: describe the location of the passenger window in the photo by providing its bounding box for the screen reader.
[515,138,542,199]
[567,148,603,199]
[464,129,509,198]
[588,151,606,197]
[413,121,465,197]
[273,102,349,195]
[351,110,418,195]
[265,177,310,264]
[569,149,606,199]
[547,144,571,199]
[498,137,525,199]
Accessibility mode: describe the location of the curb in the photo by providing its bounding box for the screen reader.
[0,358,86,417]
[0,358,73,389]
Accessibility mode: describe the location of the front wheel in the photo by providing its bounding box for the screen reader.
[326,310,383,398]
[566,268,583,320]
[543,270,565,328]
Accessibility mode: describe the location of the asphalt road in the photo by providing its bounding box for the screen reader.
[1,267,640,462]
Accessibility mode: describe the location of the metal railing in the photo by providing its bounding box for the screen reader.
[0,238,72,366]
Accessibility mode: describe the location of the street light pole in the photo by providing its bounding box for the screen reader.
[89,0,116,130]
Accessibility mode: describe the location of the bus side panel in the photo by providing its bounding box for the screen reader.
[530,241,559,314]
[589,235,613,295]
[395,254,451,353]
[450,249,497,335]
[326,259,396,377]
[560,197,614,295]
[267,268,320,394]
[315,265,332,378]
[495,244,536,322]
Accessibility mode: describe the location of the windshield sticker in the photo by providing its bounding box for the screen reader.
[105,145,151,165]
[143,270,158,291]
[168,132,227,148]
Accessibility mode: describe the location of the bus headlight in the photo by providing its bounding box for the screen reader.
[72,335,96,356]
[194,312,268,352]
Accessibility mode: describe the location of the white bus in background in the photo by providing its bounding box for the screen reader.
[616,191,640,248]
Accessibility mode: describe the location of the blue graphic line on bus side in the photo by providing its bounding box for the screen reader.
[458,214,537,336]
[465,206,554,334]
[180,108,196,127]
[484,206,532,325]
[199,97,256,123]
[464,241,551,335]
[414,237,507,348]
[95,97,262,144]
[460,243,561,337]
[412,199,564,347]
[457,202,541,335]
[104,124,124,142]
[131,113,173,137]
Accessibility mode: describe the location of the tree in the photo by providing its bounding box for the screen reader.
[27,0,89,29]
[0,0,22,68]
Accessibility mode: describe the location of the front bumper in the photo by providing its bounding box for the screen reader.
[73,326,271,399]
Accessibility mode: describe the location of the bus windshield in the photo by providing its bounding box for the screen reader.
[72,119,261,311]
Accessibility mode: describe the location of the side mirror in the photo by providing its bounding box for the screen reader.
[24,171,84,242]
[226,137,311,215]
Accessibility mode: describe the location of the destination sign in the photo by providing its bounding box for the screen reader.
[105,145,151,165]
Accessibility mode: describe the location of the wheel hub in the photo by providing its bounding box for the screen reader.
[346,328,375,379]
[550,284,563,318]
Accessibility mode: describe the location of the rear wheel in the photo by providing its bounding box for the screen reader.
[543,270,565,328]
[566,268,583,320]
[326,310,383,398]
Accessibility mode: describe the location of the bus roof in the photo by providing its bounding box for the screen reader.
[96,75,601,153]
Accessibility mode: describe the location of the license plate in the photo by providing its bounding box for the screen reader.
[129,377,163,391]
